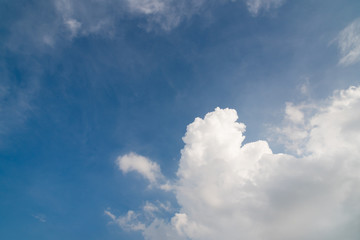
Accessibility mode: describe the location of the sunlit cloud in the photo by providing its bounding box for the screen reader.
[109,85,360,240]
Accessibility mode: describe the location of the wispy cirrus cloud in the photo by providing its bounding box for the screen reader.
[54,0,116,39]
[245,0,285,16]
[108,85,360,240]
[337,18,360,66]
[5,0,288,51]
[105,210,146,231]
[53,0,210,34]
[123,0,209,31]
[32,214,47,223]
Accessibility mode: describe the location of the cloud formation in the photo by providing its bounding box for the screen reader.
[123,0,208,31]
[117,152,163,184]
[54,0,116,39]
[116,152,171,190]
[53,0,212,33]
[105,210,146,231]
[32,214,47,223]
[5,0,288,51]
[110,85,360,240]
[337,18,360,66]
[246,0,285,16]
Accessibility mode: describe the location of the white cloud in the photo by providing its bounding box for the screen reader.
[111,85,360,240]
[127,0,166,15]
[51,0,205,41]
[116,152,172,190]
[274,102,314,154]
[143,201,172,218]
[306,86,360,157]
[106,210,146,231]
[33,214,47,223]
[54,0,209,35]
[54,0,115,39]
[143,202,159,215]
[126,0,287,31]
[65,18,82,38]
[337,18,360,66]
[117,152,162,183]
[104,210,116,221]
[123,0,208,32]
[245,0,285,16]
[285,102,304,124]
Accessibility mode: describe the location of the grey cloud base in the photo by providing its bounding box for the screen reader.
[111,86,360,240]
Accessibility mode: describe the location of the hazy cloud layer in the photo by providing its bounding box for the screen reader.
[5,0,287,51]
[0,66,39,144]
[337,18,360,66]
[54,0,117,38]
[124,0,208,31]
[110,85,360,240]
[245,0,285,16]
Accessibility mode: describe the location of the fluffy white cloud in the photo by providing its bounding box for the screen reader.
[274,102,314,155]
[116,152,172,190]
[285,102,304,124]
[117,152,163,184]
[109,85,360,240]
[337,18,360,66]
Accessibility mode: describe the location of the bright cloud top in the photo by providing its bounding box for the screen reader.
[337,18,360,66]
[109,86,360,240]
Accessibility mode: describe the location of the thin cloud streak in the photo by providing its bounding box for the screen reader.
[337,18,360,66]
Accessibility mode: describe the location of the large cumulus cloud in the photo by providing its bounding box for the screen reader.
[109,85,360,240]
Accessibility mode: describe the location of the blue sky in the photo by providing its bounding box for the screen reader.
[1,1,360,239]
